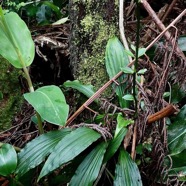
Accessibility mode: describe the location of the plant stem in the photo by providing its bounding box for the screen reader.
[22,66,34,92]
[36,112,44,134]
[22,66,44,134]
[133,0,140,118]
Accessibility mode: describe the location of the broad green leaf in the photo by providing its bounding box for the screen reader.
[137,68,147,75]
[0,144,17,176]
[16,129,71,178]
[24,85,69,126]
[52,17,69,25]
[121,66,134,74]
[70,142,107,186]
[63,80,96,101]
[131,44,136,51]
[175,105,186,121]
[0,7,35,68]
[122,94,134,101]
[130,45,146,58]
[103,128,127,163]
[171,84,185,103]
[168,106,186,155]
[170,150,186,168]
[168,166,186,181]
[42,1,62,18]
[165,150,186,181]
[124,49,135,57]
[115,113,134,137]
[105,37,129,108]
[38,127,101,180]
[114,149,142,186]
[138,48,146,57]
[163,92,170,98]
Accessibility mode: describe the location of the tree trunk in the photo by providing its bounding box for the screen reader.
[69,0,119,90]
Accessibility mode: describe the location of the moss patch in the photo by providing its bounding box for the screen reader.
[70,1,119,93]
[0,57,23,131]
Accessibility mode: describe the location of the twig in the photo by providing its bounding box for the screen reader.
[146,9,186,51]
[141,0,186,61]
[147,104,178,124]
[119,0,132,62]
[131,123,137,160]
[161,0,178,22]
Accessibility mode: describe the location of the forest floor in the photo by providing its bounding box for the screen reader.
[0,0,186,185]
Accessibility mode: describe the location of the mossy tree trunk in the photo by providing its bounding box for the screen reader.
[69,0,119,90]
[0,57,23,131]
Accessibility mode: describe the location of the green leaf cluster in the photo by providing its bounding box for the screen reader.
[105,37,130,108]
[166,105,186,181]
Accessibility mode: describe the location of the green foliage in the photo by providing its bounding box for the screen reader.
[121,66,134,74]
[3,0,67,25]
[164,105,186,180]
[105,37,130,108]
[63,80,96,100]
[104,128,127,163]
[123,94,135,101]
[115,113,134,138]
[0,144,17,177]
[24,85,69,126]
[0,7,34,68]
[16,129,71,178]
[168,105,186,156]
[114,149,142,186]
[0,6,69,129]
[137,68,147,75]
[38,127,101,181]
[70,142,107,186]
[171,84,185,103]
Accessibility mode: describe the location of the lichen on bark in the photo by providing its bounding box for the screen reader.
[69,0,119,91]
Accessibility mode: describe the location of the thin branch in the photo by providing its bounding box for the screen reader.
[161,0,178,22]
[141,0,186,61]
[147,104,178,124]
[119,0,132,62]
[146,8,186,51]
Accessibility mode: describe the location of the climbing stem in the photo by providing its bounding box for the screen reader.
[133,0,140,118]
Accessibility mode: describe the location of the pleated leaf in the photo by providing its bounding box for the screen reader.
[70,142,107,186]
[115,113,134,138]
[24,85,69,126]
[16,129,71,178]
[103,128,127,163]
[168,105,186,155]
[0,144,17,177]
[105,37,129,108]
[38,127,101,181]
[114,149,142,186]
[0,7,35,68]
[63,80,96,100]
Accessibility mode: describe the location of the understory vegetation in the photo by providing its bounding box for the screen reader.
[0,0,186,186]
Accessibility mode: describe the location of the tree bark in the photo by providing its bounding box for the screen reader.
[69,0,119,90]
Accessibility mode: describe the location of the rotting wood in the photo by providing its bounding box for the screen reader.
[147,104,178,124]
